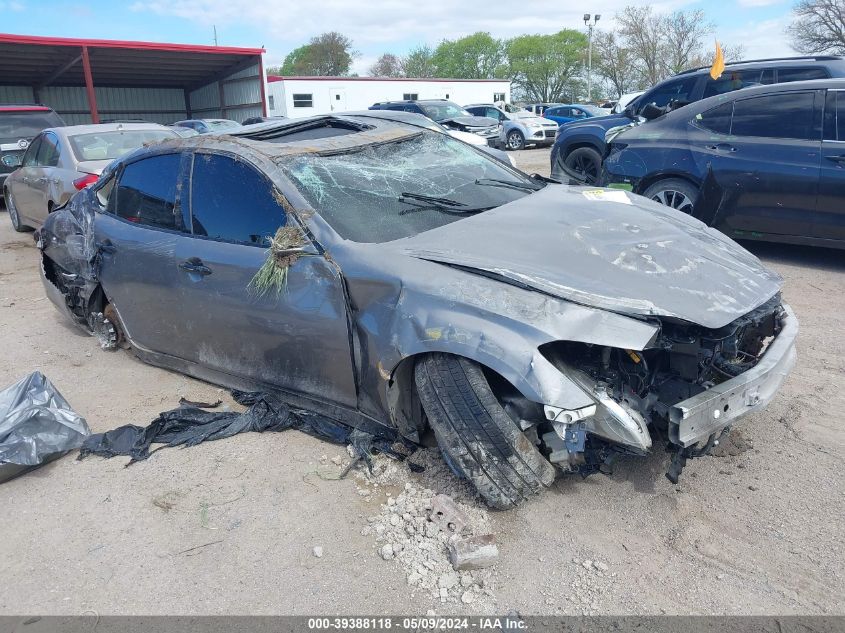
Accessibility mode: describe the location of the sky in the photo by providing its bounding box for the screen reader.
[0,0,798,76]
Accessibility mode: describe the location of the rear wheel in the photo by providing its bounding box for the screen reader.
[642,178,698,214]
[506,130,525,150]
[562,147,602,184]
[4,189,29,232]
[414,353,555,509]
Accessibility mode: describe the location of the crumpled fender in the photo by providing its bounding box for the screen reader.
[338,246,659,421]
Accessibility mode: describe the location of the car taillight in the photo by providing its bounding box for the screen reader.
[73,174,99,190]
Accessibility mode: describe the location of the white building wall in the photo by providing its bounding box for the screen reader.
[266,79,511,118]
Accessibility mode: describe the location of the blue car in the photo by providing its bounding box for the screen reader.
[550,56,845,184]
[542,104,604,126]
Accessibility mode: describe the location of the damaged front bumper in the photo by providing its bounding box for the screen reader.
[670,303,798,447]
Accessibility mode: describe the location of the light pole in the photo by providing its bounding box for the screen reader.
[583,13,600,102]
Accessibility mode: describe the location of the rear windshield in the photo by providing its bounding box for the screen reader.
[0,111,64,141]
[279,129,540,243]
[69,130,175,161]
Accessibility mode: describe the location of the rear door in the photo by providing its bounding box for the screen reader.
[817,89,845,240]
[94,152,192,354]
[694,90,823,239]
[175,151,357,405]
[7,135,40,221]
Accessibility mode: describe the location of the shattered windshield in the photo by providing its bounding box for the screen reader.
[279,130,540,243]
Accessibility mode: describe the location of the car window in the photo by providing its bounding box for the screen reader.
[36,132,61,167]
[113,153,183,231]
[189,153,286,245]
[703,69,775,98]
[778,67,828,82]
[22,136,42,167]
[68,130,174,161]
[638,76,698,112]
[731,92,817,140]
[823,90,845,141]
[0,111,64,140]
[695,101,734,135]
[417,102,472,121]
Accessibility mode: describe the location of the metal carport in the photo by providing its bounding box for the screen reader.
[0,33,266,124]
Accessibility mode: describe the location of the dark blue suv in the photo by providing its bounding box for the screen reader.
[550,56,845,184]
[601,79,845,249]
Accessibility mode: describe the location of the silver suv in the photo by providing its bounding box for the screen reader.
[465,103,559,150]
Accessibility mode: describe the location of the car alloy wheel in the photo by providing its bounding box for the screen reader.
[562,147,602,185]
[507,130,525,150]
[650,189,694,213]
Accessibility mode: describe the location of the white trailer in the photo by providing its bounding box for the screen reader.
[265,76,512,118]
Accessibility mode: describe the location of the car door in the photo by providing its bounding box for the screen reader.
[94,151,193,354]
[693,90,823,239]
[544,107,571,125]
[817,89,845,241]
[9,134,42,223]
[175,150,357,406]
[28,131,62,224]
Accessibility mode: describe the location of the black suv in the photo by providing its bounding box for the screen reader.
[551,56,845,183]
[369,99,500,145]
[0,105,65,190]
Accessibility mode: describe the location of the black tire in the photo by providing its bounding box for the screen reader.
[562,146,602,184]
[4,189,29,233]
[414,353,555,509]
[642,178,698,214]
[505,129,525,151]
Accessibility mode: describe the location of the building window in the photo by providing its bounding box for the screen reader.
[268,95,275,110]
[292,93,313,108]
[403,93,418,101]
[493,92,506,103]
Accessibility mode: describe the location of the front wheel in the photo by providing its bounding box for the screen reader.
[506,130,525,151]
[642,178,699,214]
[562,147,602,185]
[414,353,555,509]
[4,190,29,232]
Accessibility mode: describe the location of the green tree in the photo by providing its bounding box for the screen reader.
[432,32,505,78]
[369,53,404,77]
[505,30,587,102]
[401,44,436,78]
[279,32,357,76]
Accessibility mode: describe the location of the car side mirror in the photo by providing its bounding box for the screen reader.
[2,154,22,168]
[640,103,665,121]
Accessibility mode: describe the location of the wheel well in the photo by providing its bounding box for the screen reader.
[636,173,700,196]
[386,352,543,444]
[563,141,601,159]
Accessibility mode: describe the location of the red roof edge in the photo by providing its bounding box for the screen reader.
[0,32,264,55]
[0,105,52,111]
[267,74,283,83]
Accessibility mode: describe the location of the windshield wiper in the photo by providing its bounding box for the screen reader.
[474,178,540,192]
[399,192,467,207]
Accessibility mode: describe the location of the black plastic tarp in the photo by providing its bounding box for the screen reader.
[79,389,405,469]
[0,372,91,483]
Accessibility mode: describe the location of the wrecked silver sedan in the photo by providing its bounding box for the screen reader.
[37,115,797,508]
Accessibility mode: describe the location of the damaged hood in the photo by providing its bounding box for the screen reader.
[389,185,782,329]
[439,116,498,129]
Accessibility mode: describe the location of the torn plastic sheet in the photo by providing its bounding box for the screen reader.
[0,372,91,483]
[78,389,409,469]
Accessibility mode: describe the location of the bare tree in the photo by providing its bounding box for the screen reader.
[369,53,403,77]
[617,6,665,85]
[662,10,714,75]
[788,0,845,53]
[593,31,641,97]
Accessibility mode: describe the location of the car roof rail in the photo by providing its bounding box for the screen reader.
[676,55,845,75]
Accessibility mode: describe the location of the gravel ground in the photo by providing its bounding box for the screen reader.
[0,148,843,615]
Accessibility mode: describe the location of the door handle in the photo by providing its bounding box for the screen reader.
[705,143,736,152]
[97,240,117,254]
[179,258,212,276]
[826,154,845,163]
[36,177,48,183]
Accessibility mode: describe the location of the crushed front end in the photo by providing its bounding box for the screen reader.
[536,295,797,481]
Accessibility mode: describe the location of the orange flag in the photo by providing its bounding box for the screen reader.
[710,41,725,80]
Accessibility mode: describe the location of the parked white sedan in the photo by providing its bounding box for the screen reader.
[3,122,178,231]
